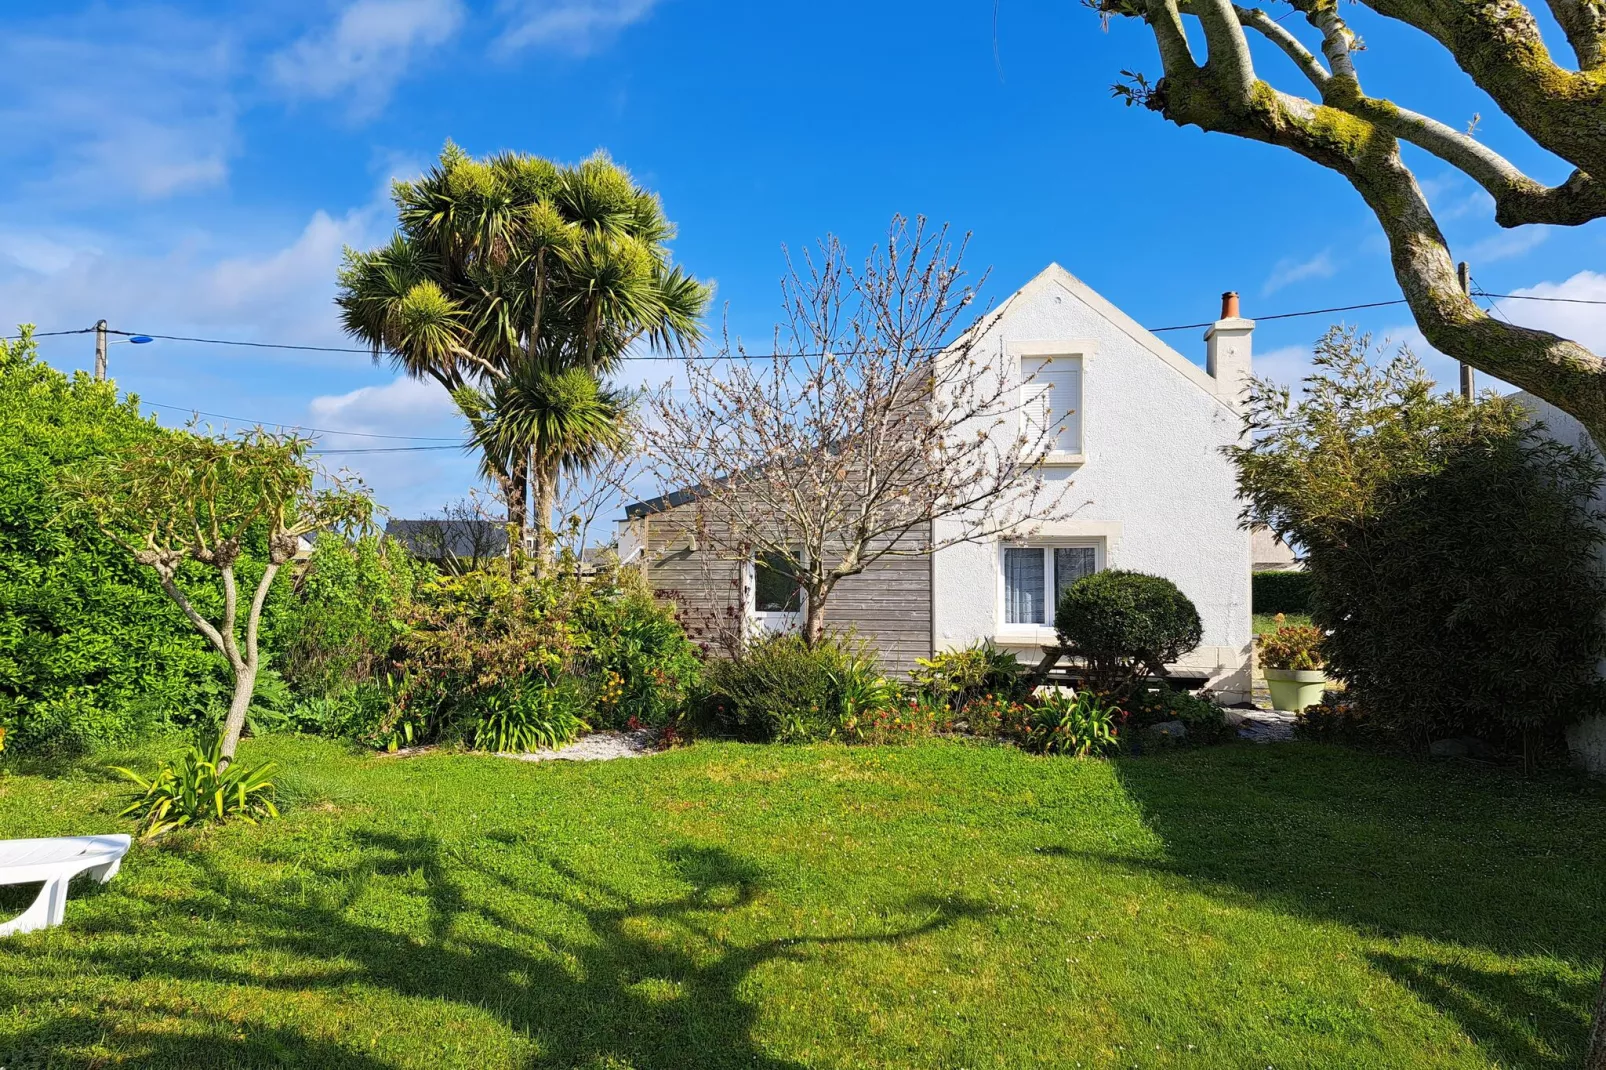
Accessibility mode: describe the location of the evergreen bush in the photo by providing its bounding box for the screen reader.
[1231,327,1606,751]
[1054,570,1203,695]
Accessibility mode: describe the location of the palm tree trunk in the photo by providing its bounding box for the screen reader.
[507,456,528,576]
[532,456,557,577]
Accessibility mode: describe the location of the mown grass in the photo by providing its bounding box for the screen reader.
[1253,611,1314,634]
[1,736,1603,1069]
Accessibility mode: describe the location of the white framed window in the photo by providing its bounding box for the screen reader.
[749,550,804,633]
[1019,354,1083,458]
[1001,542,1101,627]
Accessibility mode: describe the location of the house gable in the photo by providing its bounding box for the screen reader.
[987,263,1235,411]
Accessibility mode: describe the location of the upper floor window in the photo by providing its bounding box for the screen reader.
[1020,355,1083,456]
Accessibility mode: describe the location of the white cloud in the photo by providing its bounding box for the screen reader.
[0,205,378,353]
[1250,343,1316,390]
[1465,226,1552,264]
[308,376,479,517]
[310,374,460,430]
[494,0,660,56]
[272,0,464,118]
[0,11,236,202]
[1261,250,1338,296]
[1494,270,1606,354]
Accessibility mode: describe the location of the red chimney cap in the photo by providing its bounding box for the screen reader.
[1221,291,1241,319]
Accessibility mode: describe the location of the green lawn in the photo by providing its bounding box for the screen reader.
[1254,611,1314,634]
[2,738,1603,1069]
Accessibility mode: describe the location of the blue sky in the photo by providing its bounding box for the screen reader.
[3,0,1603,518]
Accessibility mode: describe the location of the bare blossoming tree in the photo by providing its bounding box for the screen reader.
[642,216,1077,646]
[68,431,373,766]
[1093,0,1606,445]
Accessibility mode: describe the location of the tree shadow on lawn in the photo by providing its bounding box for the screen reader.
[1105,746,1606,1069]
[24,831,984,1069]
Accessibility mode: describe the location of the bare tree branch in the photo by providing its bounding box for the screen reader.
[642,215,1079,647]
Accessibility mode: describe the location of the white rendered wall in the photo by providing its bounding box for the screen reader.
[932,266,1254,700]
[1510,391,1606,774]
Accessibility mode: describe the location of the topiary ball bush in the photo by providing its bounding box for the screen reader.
[1054,570,1203,692]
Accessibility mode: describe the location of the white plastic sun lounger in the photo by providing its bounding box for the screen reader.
[0,834,131,936]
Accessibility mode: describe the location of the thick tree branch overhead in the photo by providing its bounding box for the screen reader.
[1093,0,1606,444]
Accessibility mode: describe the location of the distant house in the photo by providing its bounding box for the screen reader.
[619,264,1257,701]
[1252,526,1302,571]
[386,518,508,572]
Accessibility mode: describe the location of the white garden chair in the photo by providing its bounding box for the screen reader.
[0,834,131,936]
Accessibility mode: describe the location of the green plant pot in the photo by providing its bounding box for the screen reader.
[1264,668,1327,713]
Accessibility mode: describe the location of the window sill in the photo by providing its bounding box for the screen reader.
[1038,453,1085,467]
[993,628,1059,649]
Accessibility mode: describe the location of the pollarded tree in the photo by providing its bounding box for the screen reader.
[1092,0,1606,447]
[643,215,1076,647]
[66,431,372,765]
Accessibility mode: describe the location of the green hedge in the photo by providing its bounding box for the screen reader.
[1252,570,1312,615]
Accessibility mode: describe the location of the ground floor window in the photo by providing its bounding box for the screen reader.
[1002,543,1099,625]
[750,550,805,634]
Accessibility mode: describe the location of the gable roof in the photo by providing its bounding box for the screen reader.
[984,263,1237,411]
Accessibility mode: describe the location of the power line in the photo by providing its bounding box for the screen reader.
[140,400,463,442]
[309,445,462,454]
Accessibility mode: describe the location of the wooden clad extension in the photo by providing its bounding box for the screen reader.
[631,509,934,674]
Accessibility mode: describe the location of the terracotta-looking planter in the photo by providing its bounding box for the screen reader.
[1264,667,1327,713]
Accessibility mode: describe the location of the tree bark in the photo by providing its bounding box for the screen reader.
[1587,953,1606,1070]
[217,560,279,766]
[531,457,556,578]
[803,589,828,647]
[507,455,529,577]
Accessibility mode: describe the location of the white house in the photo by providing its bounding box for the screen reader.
[620,264,1255,700]
[1510,390,1606,775]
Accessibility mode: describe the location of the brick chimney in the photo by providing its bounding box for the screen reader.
[1205,290,1253,407]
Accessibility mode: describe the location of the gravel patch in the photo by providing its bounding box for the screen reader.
[502,729,659,763]
[1225,708,1297,743]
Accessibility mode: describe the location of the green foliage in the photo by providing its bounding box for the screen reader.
[0,329,230,753]
[572,573,702,730]
[271,535,429,697]
[1125,685,1229,745]
[1021,690,1125,757]
[474,681,588,752]
[1252,570,1312,615]
[381,566,700,749]
[700,632,895,742]
[910,643,1023,710]
[1259,618,1326,671]
[1054,570,1203,695]
[1294,693,1379,745]
[1231,328,1606,747]
[113,737,279,840]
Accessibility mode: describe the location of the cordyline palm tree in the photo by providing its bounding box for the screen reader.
[336,142,708,571]
[459,361,632,568]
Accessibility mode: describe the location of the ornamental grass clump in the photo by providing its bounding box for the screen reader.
[1022,690,1126,757]
[113,738,279,841]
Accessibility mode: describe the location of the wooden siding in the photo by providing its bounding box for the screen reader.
[636,513,933,674]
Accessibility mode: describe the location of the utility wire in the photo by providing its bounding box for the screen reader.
[140,400,462,442]
[28,287,1606,442]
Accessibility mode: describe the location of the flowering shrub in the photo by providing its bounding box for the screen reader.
[1124,685,1229,745]
[956,693,1033,740]
[1259,615,1325,671]
[840,694,945,744]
